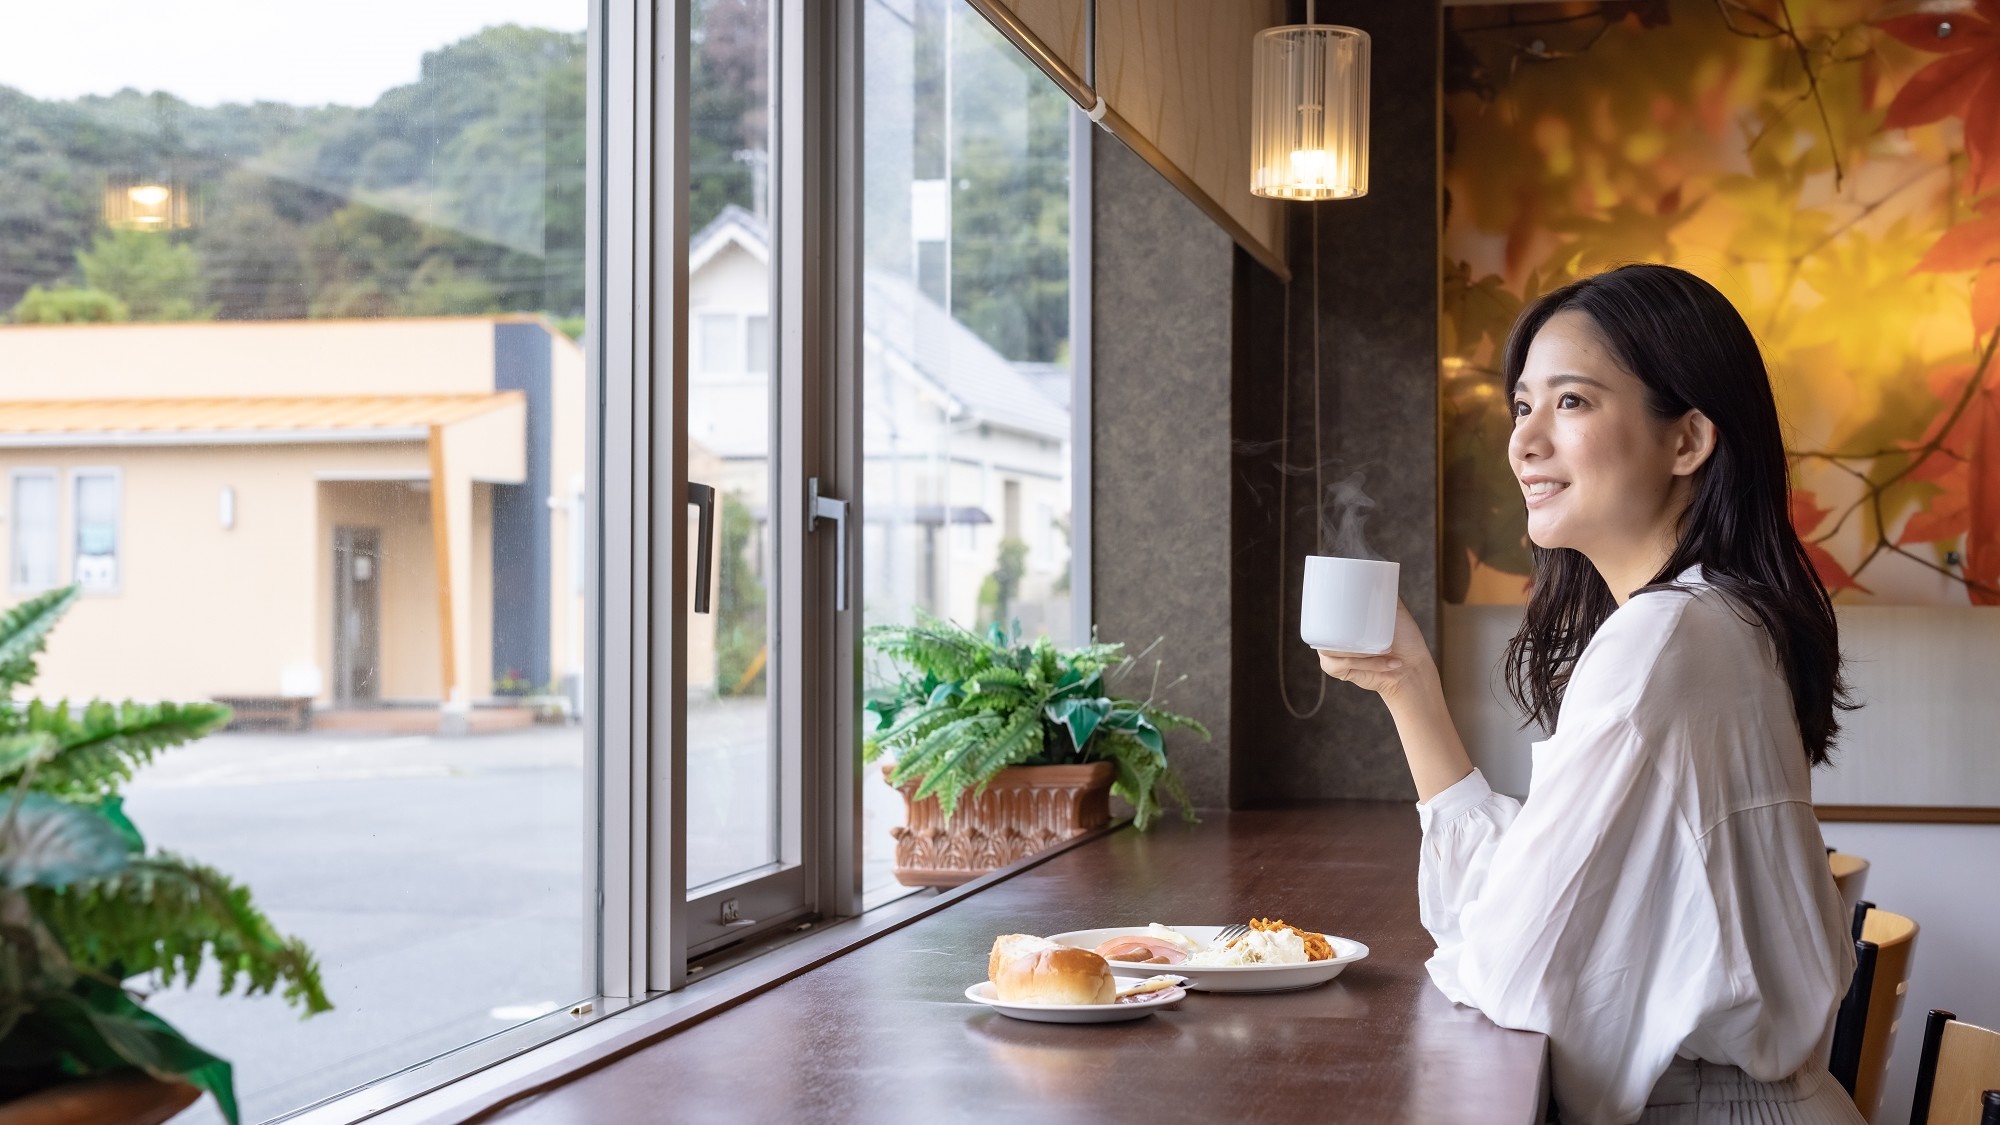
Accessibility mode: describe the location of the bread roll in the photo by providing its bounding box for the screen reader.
[987,934,1116,1005]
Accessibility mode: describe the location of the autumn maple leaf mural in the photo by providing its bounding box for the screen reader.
[1439,0,2000,607]
[1876,0,2000,197]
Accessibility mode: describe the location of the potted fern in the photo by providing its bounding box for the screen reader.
[864,614,1207,887]
[0,586,329,1124]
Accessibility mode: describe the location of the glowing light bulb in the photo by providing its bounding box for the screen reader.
[128,184,171,207]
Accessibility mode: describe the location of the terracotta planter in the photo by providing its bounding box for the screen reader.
[887,760,1114,887]
[0,1071,199,1125]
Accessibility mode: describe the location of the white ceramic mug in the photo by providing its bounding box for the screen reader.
[1300,555,1399,655]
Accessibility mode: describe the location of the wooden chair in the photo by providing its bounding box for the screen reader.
[1910,1009,2000,1125]
[1827,903,1918,1121]
[1828,850,1869,919]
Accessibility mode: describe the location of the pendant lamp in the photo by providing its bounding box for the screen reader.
[1250,4,1368,200]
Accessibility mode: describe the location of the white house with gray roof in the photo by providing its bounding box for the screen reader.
[688,204,1072,638]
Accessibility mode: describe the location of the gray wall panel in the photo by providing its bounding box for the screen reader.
[1091,129,1235,810]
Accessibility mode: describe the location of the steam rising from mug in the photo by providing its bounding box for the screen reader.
[1323,471,1383,561]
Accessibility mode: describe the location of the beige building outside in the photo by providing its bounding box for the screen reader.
[0,316,654,728]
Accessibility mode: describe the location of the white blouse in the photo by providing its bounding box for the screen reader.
[1418,568,1854,1125]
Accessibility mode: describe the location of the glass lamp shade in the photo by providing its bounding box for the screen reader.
[1250,24,1369,200]
[103,175,196,230]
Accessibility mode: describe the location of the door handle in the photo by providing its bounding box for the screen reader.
[688,481,716,614]
[807,476,849,613]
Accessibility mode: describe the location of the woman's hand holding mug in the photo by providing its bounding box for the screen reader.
[1315,600,1430,700]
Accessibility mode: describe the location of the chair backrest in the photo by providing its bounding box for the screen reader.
[1829,906,1918,1120]
[1829,851,1869,919]
[1912,1010,2000,1125]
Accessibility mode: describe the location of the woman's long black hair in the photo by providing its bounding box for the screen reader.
[1500,264,1854,766]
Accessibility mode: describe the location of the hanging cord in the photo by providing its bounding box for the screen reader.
[1275,204,1326,719]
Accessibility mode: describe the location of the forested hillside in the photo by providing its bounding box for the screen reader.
[0,2,1068,365]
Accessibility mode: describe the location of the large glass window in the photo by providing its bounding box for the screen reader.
[859,0,1079,895]
[0,4,589,1120]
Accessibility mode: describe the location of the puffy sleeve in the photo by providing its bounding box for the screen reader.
[1416,711,1727,1125]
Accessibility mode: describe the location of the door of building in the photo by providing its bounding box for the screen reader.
[333,526,382,706]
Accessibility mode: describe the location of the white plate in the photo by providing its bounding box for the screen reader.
[963,976,1187,1023]
[1043,926,1368,993]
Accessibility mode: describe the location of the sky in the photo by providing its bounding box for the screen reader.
[0,0,587,107]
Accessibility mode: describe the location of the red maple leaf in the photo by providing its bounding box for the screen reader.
[1877,0,2000,196]
[1790,490,1870,592]
[1964,375,2000,604]
[1899,363,2000,602]
[1914,198,2000,334]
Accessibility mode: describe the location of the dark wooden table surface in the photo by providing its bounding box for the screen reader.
[491,804,1548,1124]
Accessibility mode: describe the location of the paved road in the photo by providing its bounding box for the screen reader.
[123,698,907,1124]
[128,727,588,1125]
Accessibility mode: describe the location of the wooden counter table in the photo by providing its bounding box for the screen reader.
[484,803,1548,1124]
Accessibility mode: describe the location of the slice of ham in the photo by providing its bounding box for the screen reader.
[1092,936,1189,965]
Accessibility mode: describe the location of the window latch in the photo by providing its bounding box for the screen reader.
[807,477,849,613]
[687,481,716,614]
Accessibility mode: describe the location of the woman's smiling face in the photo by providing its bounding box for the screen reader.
[1507,310,1703,567]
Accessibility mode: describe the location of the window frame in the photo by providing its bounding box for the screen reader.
[70,465,122,596]
[7,467,60,595]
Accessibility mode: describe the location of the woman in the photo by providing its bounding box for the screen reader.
[1318,264,1862,1124]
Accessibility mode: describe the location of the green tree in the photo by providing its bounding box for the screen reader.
[11,286,129,324]
[714,492,768,696]
[689,0,767,233]
[977,537,1030,628]
[948,9,1070,363]
[77,230,209,321]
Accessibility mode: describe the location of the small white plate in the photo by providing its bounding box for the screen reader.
[1044,926,1368,993]
[963,976,1187,1023]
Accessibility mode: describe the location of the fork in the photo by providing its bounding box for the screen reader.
[1213,922,1251,946]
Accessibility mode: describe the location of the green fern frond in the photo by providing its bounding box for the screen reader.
[930,714,1036,820]
[873,706,961,759]
[863,614,998,683]
[961,709,1047,798]
[30,851,331,1015]
[1134,705,1209,739]
[0,586,80,693]
[966,667,1027,692]
[898,715,997,798]
[0,731,61,781]
[19,701,233,798]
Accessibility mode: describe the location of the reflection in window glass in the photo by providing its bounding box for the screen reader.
[860,0,1076,896]
[0,5,588,1121]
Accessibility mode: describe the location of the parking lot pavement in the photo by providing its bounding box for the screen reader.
[117,699,904,1125]
[125,726,590,1125]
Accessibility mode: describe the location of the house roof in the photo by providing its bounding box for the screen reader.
[0,393,524,447]
[862,268,1069,442]
[690,204,1071,443]
[691,204,769,274]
